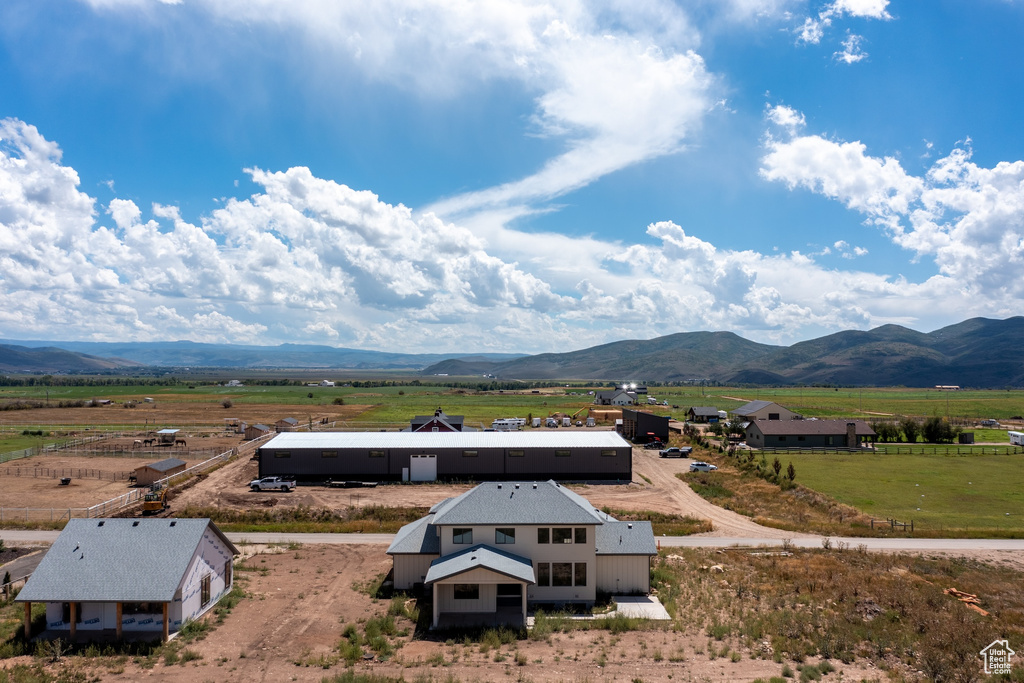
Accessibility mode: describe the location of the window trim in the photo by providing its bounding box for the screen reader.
[495,528,515,544]
[462,450,478,457]
[200,573,211,608]
[452,528,473,544]
[368,450,385,458]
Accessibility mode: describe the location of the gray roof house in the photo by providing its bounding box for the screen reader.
[730,400,799,421]
[745,419,877,450]
[387,480,657,629]
[17,518,237,642]
[593,389,636,406]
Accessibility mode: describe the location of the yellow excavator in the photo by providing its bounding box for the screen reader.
[142,485,169,515]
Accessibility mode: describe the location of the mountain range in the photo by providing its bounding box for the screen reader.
[2,317,1023,387]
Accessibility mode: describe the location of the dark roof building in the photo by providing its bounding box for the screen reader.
[686,407,721,423]
[409,408,465,432]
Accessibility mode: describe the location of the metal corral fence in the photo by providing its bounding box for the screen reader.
[757,445,1023,456]
[0,467,132,481]
[0,436,107,465]
[0,432,275,523]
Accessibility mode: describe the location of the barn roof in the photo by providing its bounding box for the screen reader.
[136,457,186,473]
[261,431,630,450]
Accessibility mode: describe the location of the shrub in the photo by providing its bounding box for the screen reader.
[222,399,233,409]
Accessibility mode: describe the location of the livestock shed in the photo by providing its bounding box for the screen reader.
[133,458,187,487]
[244,423,272,440]
[257,432,633,483]
[620,409,669,444]
[155,429,179,445]
[745,419,876,449]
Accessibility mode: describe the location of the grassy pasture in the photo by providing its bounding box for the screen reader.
[781,451,1024,534]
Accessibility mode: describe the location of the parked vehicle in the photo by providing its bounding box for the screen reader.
[659,446,693,458]
[142,486,168,514]
[689,461,718,472]
[249,475,297,492]
[643,440,664,450]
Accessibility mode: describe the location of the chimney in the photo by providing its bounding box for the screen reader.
[846,422,857,447]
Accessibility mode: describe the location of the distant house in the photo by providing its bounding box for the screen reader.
[409,408,465,433]
[686,407,721,423]
[594,390,636,406]
[387,480,657,628]
[275,417,299,433]
[730,401,799,422]
[16,518,237,642]
[620,409,669,444]
[244,423,272,441]
[319,380,335,387]
[133,458,187,487]
[744,419,876,449]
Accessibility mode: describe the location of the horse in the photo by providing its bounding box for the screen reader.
[143,438,155,447]
[132,439,143,449]
[175,439,187,447]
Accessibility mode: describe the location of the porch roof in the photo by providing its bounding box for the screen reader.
[425,544,536,586]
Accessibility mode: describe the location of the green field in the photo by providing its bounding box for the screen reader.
[782,451,1024,534]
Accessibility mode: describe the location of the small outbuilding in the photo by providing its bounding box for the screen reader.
[16,518,237,642]
[620,409,670,444]
[686,407,721,423]
[244,423,272,441]
[155,429,180,445]
[275,417,299,432]
[132,458,187,487]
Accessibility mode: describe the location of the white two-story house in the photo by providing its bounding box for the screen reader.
[387,480,657,628]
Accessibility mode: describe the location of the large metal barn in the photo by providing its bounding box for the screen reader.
[256,432,633,483]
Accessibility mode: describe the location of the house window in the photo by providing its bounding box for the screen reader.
[826,436,834,445]
[797,436,806,442]
[574,528,587,544]
[224,560,232,589]
[555,450,570,457]
[574,563,587,587]
[552,563,573,586]
[462,450,478,457]
[454,584,479,600]
[601,449,617,457]
[495,528,515,544]
[322,450,338,458]
[778,436,787,442]
[537,563,551,586]
[368,450,385,458]
[61,603,83,624]
[453,528,473,544]
[552,528,572,544]
[768,413,779,420]
[122,602,156,615]
[274,451,291,458]
[537,528,550,544]
[508,450,524,457]
[200,574,211,608]
[432,427,439,432]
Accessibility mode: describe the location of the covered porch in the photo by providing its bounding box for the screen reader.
[424,545,535,629]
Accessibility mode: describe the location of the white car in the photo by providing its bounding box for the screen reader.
[689,461,718,472]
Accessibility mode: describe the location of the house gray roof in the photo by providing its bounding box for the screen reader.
[136,458,186,473]
[689,407,720,417]
[731,400,776,415]
[387,515,441,555]
[595,520,657,556]
[424,544,536,585]
[429,481,606,527]
[250,423,270,431]
[278,417,299,425]
[16,518,237,604]
[747,419,876,437]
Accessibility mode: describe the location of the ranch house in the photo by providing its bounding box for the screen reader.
[17,518,237,642]
[387,480,657,628]
[744,419,877,449]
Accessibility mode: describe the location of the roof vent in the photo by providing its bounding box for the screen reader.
[132,521,140,527]
[169,521,176,527]
[514,484,520,489]
[97,521,104,527]
[627,523,633,529]
[532,483,537,489]
[497,484,502,489]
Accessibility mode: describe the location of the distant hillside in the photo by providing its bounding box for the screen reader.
[421,317,1024,388]
[1,340,524,371]
[0,344,143,373]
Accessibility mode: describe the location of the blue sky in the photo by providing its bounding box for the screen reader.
[1,0,1023,353]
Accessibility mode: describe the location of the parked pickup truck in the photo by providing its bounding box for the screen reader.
[659,446,693,458]
[249,476,296,492]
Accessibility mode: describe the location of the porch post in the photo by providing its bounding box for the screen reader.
[521,583,527,627]
[432,584,439,628]
[115,603,122,639]
[162,603,169,642]
[69,602,77,640]
[23,602,31,639]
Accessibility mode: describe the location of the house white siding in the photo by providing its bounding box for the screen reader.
[393,554,438,589]
[596,556,650,594]
[173,528,234,631]
[435,581,497,614]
